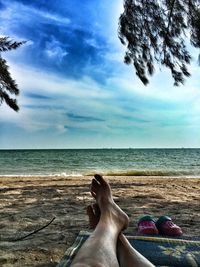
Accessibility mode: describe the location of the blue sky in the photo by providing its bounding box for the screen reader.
[0,0,200,149]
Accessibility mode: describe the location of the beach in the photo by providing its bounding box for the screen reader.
[0,175,200,267]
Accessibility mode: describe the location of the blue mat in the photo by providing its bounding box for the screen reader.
[57,231,200,267]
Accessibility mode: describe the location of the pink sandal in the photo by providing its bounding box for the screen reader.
[137,215,159,235]
[156,216,183,236]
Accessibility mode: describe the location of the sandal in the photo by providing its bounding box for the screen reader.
[137,215,159,235]
[156,215,183,236]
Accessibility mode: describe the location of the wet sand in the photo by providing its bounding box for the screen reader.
[0,175,200,266]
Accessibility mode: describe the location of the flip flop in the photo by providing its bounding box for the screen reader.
[156,215,183,236]
[137,215,159,235]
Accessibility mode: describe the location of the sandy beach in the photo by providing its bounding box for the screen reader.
[0,175,200,267]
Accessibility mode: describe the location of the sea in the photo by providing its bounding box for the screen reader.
[0,148,200,177]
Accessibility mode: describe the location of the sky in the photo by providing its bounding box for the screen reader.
[0,0,200,149]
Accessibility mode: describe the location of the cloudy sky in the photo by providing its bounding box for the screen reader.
[0,0,200,149]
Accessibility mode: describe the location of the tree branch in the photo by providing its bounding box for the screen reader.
[13,217,56,242]
[167,0,176,31]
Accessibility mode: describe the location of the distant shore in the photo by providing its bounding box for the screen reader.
[0,175,199,266]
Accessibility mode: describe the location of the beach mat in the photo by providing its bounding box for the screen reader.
[57,231,200,267]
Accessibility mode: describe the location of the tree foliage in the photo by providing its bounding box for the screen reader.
[118,0,200,86]
[0,37,25,111]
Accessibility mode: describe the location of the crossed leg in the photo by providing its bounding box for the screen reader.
[71,174,129,267]
[87,203,154,267]
[117,233,155,267]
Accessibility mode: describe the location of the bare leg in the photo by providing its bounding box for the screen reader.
[71,174,129,267]
[117,234,155,267]
[87,203,154,267]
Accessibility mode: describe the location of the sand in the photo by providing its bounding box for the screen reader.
[0,175,200,267]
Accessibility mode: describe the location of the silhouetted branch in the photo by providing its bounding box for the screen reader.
[13,217,56,242]
[118,0,200,86]
[166,0,176,31]
[0,37,25,111]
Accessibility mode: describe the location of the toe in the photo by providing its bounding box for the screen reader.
[93,203,100,217]
[91,191,96,199]
[91,178,100,193]
[86,205,95,219]
[94,174,106,186]
[87,205,97,229]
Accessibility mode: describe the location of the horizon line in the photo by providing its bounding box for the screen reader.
[0,147,200,150]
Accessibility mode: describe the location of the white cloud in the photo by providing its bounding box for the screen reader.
[9,63,113,100]
[3,57,200,136]
[35,9,70,25]
[0,1,70,35]
[0,62,116,132]
[45,38,68,62]
[85,38,101,49]
[106,61,200,105]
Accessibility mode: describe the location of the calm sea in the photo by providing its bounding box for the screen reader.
[0,148,200,177]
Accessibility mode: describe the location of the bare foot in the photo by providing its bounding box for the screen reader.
[87,203,100,229]
[90,174,129,231]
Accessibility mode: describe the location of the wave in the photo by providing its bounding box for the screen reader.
[85,169,199,177]
[0,172,84,177]
[1,170,200,178]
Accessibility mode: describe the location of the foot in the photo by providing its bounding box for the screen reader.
[90,174,129,231]
[87,203,100,229]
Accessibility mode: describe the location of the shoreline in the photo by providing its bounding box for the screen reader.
[0,175,200,266]
[1,174,200,178]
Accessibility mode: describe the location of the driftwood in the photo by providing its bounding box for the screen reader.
[13,217,56,242]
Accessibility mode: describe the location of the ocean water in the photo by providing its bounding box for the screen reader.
[0,148,200,177]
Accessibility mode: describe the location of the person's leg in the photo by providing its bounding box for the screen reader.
[87,202,154,267]
[117,234,155,267]
[71,174,129,267]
